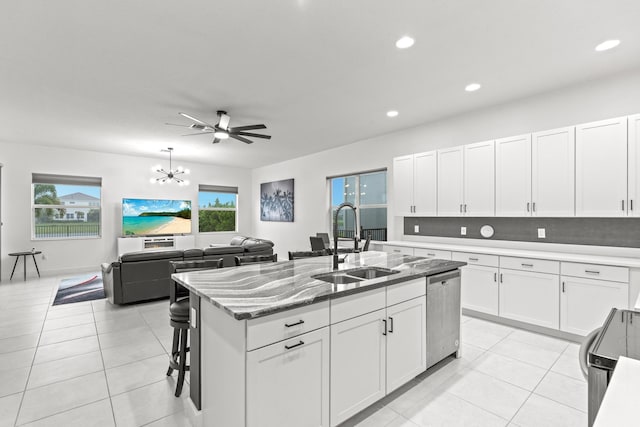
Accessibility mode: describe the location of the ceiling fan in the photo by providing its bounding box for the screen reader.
[166,110,271,144]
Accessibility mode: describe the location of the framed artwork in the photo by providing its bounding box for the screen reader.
[260,178,294,222]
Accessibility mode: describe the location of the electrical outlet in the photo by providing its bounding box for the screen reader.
[460,226,467,236]
[414,225,420,233]
[538,228,546,239]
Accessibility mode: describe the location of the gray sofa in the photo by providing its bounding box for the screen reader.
[101,236,274,304]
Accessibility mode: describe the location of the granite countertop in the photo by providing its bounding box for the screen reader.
[172,251,465,320]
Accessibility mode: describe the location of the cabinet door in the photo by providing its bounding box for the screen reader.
[464,140,495,216]
[330,309,386,427]
[575,117,628,217]
[495,134,532,216]
[386,297,427,393]
[414,151,438,215]
[532,127,575,216]
[437,146,464,216]
[393,155,414,216]
[560,276,629,336]
[247,327,330,427]
[499,269,559,329]
[460,265,499,315]
[628,114,640,216]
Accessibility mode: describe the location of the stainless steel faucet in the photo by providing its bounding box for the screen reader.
[333,202,358,270]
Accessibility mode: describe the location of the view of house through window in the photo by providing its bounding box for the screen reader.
[329,169,387,241]
[32,173,102,239]
[198,185,238,232]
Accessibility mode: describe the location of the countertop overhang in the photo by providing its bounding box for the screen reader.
[172,251,465,320]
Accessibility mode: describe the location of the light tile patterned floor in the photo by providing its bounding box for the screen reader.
[0,275,587,426]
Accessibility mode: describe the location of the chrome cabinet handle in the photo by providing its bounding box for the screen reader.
[459,204,463,213]
[469,257,479,261]
[494,272,497,282]
[499,273,503,283]
[382,319,387,336]
[622,200,625,211]
[532,202,536,212]
[521,263,534,268]
[388,317,394,333]
[285,340,304,350]
[464,204,467,213]
[427,253,436,257]
[585,270,600,275]
[631,200,634,211]
[527,202,530,212]
[562,281,565,292]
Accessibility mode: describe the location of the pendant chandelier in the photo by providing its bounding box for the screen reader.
[150,147,190,186]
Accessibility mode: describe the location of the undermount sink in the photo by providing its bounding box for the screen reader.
[312,267,400,285]
[346,267,400,280]
[312,272,363,284]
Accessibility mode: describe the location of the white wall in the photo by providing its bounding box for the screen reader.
[252,69,640,260]
[0,143,252,280]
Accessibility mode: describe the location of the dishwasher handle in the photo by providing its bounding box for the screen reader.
[579,327,602,381]
[427,270,460,284]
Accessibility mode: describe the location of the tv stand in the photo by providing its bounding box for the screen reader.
[117,235,196,256]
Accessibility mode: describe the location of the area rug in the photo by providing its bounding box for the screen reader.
[53,272,105,305]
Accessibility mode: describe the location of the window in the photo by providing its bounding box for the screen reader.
[329,169,387,241]
[198,185,238,232]
[32,173,102,239]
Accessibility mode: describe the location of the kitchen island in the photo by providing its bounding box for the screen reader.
[173,251,465,427]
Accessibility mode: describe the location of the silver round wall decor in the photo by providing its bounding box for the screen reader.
[480,224,495,238]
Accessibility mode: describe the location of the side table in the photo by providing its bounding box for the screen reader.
[9,251,42,281]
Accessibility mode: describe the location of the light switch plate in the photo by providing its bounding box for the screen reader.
[538,228,546,239]
[461,227,467,236]
[414,225,419,233]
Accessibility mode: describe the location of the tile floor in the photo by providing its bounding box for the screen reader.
[0,274,587,426]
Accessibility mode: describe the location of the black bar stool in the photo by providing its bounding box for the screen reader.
[234,254,278,265]
[288,250,327,260]
[167,258,223,397]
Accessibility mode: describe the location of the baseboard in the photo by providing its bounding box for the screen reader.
[462,308,584,343]
[183,398,202,427]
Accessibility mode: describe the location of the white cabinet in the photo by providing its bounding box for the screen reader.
[413,248,452,260]
[393,152,437,216]
[575,117,628,217]
[386,297,427,393]
[460,265,499,315]
[499,269,560,329]
[247,327,330,427]
[330,309,386,426]
[495,134,532,216]
[531,127,575,216]
[560,262,629,336]
[628,114,640,216]
[464,140,495,216]
[382,245,413,256]
[437,146,464,216]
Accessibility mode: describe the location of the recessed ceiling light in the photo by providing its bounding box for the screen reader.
[395,36,415,49]
[595,39,620,52]
[386,110,399,117]
[465,83,481,92]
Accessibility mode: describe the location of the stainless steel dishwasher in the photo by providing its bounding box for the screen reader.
[426,269,462,368]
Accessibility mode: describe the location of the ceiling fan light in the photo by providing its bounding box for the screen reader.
[184,168,190,175]
[214,131,230,139]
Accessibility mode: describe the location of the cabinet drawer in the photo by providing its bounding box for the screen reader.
[247,301,330,351]
[331,288,386,324]
[500,256,559,274]
[382,245,414,256]
[561,262,629,283]
[452,252,499,267]
[387,278,426,307]
[414,248,452,260]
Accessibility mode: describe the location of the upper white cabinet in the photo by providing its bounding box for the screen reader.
[531,127,575,216]
[575,117,628,217]
[628,114,640,216]
[437,142,495,216]
[495,134,532,216]
[437,147,464,216]
[464,141,495,216]
[393,152,437,216]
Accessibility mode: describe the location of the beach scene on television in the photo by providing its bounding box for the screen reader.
[122,199,192,235]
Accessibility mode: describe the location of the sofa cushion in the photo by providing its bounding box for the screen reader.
[229,236,248,246]
[204,245,244,255]
[120,250,184,262]
[183,248,204,259]
[243,242,275,253]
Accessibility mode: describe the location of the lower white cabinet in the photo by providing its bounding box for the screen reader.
[247,327,330,427]
[330,309,386,426]
[560,275,628,335]
[460,265,499,315]
[499,269,560,329]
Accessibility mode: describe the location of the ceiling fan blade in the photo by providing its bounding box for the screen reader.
[234,131,271,140]
[179,112,216,128]
[230,134,254,144]
[182,131,214,136]
[165,122,193,128]
[228,124,266,132]
[212,138,221,144]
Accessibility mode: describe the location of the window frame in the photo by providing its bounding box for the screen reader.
[31,173,102,240]
[198,184,239,234]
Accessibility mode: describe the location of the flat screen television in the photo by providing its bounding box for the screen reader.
[122,198,192,236]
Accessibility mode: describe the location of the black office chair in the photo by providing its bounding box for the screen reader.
[235,254,278,265]
[288,250,327,260]
[167,258,223,397]
[310,236,326,251]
